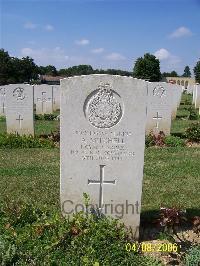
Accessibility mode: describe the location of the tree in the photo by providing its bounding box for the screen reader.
[0,49,12,85]
[38,65,57,76]
[162,71,178,78]
[194,60,200,83]
[133,53,161,81]
[182,66,191,77]
[0,50,39,85]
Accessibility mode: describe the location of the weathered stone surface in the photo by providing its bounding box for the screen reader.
[53,85,60,111]
[0,86,6,116]
[146,82,172,135]
[6,84,34,135]
[171,84,182,120]
[194,85,200,109]
[34,85,53,114]
[60,74,147,238]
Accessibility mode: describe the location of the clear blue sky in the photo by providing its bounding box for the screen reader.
[1,0,200,74]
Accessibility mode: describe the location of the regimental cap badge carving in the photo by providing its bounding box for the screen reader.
[153,85,166,98]
[13,87,26,100]
[84,82,123,129]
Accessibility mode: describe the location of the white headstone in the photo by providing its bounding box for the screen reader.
[171,84,182,120]
[0,86,6,116]
[194,85,200,109]
[60,74,147,238]
[34,85,53,114]
[53,85,60,111]
[6,84,34,135]
[192,85,196,104]
[146,82,172,135]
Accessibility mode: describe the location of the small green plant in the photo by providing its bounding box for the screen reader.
[188,107,199,120]
[35,114,58,121]
[145,131,165,147]
[0,116,6,122]
[184,245,200,266]
[0,200,161,265]
[185,98,191,105]
[156,207,187,234]
[145,134,154,147]
[185,122,200,142]
[164,136,185,147]
[0,133,55,148]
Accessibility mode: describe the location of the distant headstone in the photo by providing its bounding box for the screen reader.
[6,84,34,135]
[34,85,53,114]
[146,82,172,135]
[186,84,193,94]
[194,85,200,109]
[171,84,182,120]
[0,86,6,116]
[192,85,196,104]
[60,74,147,238]
[53,85,60,111]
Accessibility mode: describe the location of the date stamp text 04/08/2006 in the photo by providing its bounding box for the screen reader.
[125,242,181,253]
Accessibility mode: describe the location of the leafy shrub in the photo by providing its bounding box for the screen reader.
[0,133,55,148]
[191,216,200,234]
[156,207,187,234]
[164,136,185,147]
[0,235,17,265]
[185,98,192,105]
[176,109,189,119]
[145,131,165,147]
[184,245,200,266]
[185,122,200,142]
[188,107,199,120]
[0,201,161,266]
[40,129,60,143]
[145,134,154,147]
[0,116,6,122]
[35,114,58,120]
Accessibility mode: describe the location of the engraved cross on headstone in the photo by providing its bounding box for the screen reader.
[16,114,23,129]
[153,111,162,129]
[88,165,116,210]
[37,92,47,113]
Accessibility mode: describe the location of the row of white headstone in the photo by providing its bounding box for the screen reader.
[0,84,60,135]
[0,84,60,116]
[0,79,188,137]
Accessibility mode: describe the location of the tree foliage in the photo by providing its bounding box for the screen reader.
[0,49,38,85]
[162,71,178,78]
[194,59,200,83]
[182,66,191,77]
[38,65,58,76]
[133,53,161,82]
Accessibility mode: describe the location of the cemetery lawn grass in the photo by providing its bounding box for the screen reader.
[0,120,59,135]
[0,147,199,218]
[171,118,199,135]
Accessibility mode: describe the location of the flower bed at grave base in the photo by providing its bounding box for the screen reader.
[0,200,199,265]
[0,133,55,148]
[0,201,160,266]
[145,123,200,147]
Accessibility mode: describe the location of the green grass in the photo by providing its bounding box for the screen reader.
[171,119,199,135]
[0,120,59,136]
[0,149,60,209]
[35,120,59,135]
[171,93,199,135]
[0,147,199,217]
